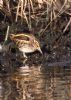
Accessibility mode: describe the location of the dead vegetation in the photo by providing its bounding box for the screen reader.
[0,0,71,53]
[0,0,71,69]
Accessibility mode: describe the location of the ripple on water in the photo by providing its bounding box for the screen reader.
[0,64,71,100]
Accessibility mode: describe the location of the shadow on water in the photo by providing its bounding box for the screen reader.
[0,57,71,100]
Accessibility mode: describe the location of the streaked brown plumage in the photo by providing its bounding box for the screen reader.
[9,33,42,58]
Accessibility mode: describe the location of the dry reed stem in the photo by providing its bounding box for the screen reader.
[1,0,71,35]
[4,26,10,42]
[63,17,71,33]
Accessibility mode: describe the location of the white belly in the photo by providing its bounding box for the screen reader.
[19,46,35,53]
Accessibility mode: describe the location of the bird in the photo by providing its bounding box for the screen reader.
[9,33,42,58]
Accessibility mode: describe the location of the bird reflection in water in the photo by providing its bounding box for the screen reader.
[0,64,71,100]
[10,65,47,100]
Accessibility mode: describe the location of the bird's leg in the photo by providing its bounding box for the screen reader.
[22,52,27,64]
[23,52,27,58]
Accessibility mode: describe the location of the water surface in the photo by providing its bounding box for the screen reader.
[0,64,71,100]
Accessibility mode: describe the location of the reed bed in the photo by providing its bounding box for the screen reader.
[0,0,71,47]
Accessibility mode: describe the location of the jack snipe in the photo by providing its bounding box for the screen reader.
[9,33,42,58]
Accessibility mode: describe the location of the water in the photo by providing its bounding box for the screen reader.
[0,64,71,100]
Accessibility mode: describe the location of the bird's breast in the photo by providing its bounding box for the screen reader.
[19,45,36,53]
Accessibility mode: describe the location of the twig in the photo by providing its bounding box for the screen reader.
[63,17,71,33]
[28,0,32,31]
[4,26,10,43]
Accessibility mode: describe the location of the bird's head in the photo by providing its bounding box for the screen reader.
[9,34,16,41]
[34,40,42,54]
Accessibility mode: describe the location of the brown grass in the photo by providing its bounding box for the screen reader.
[0,0,71,35]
